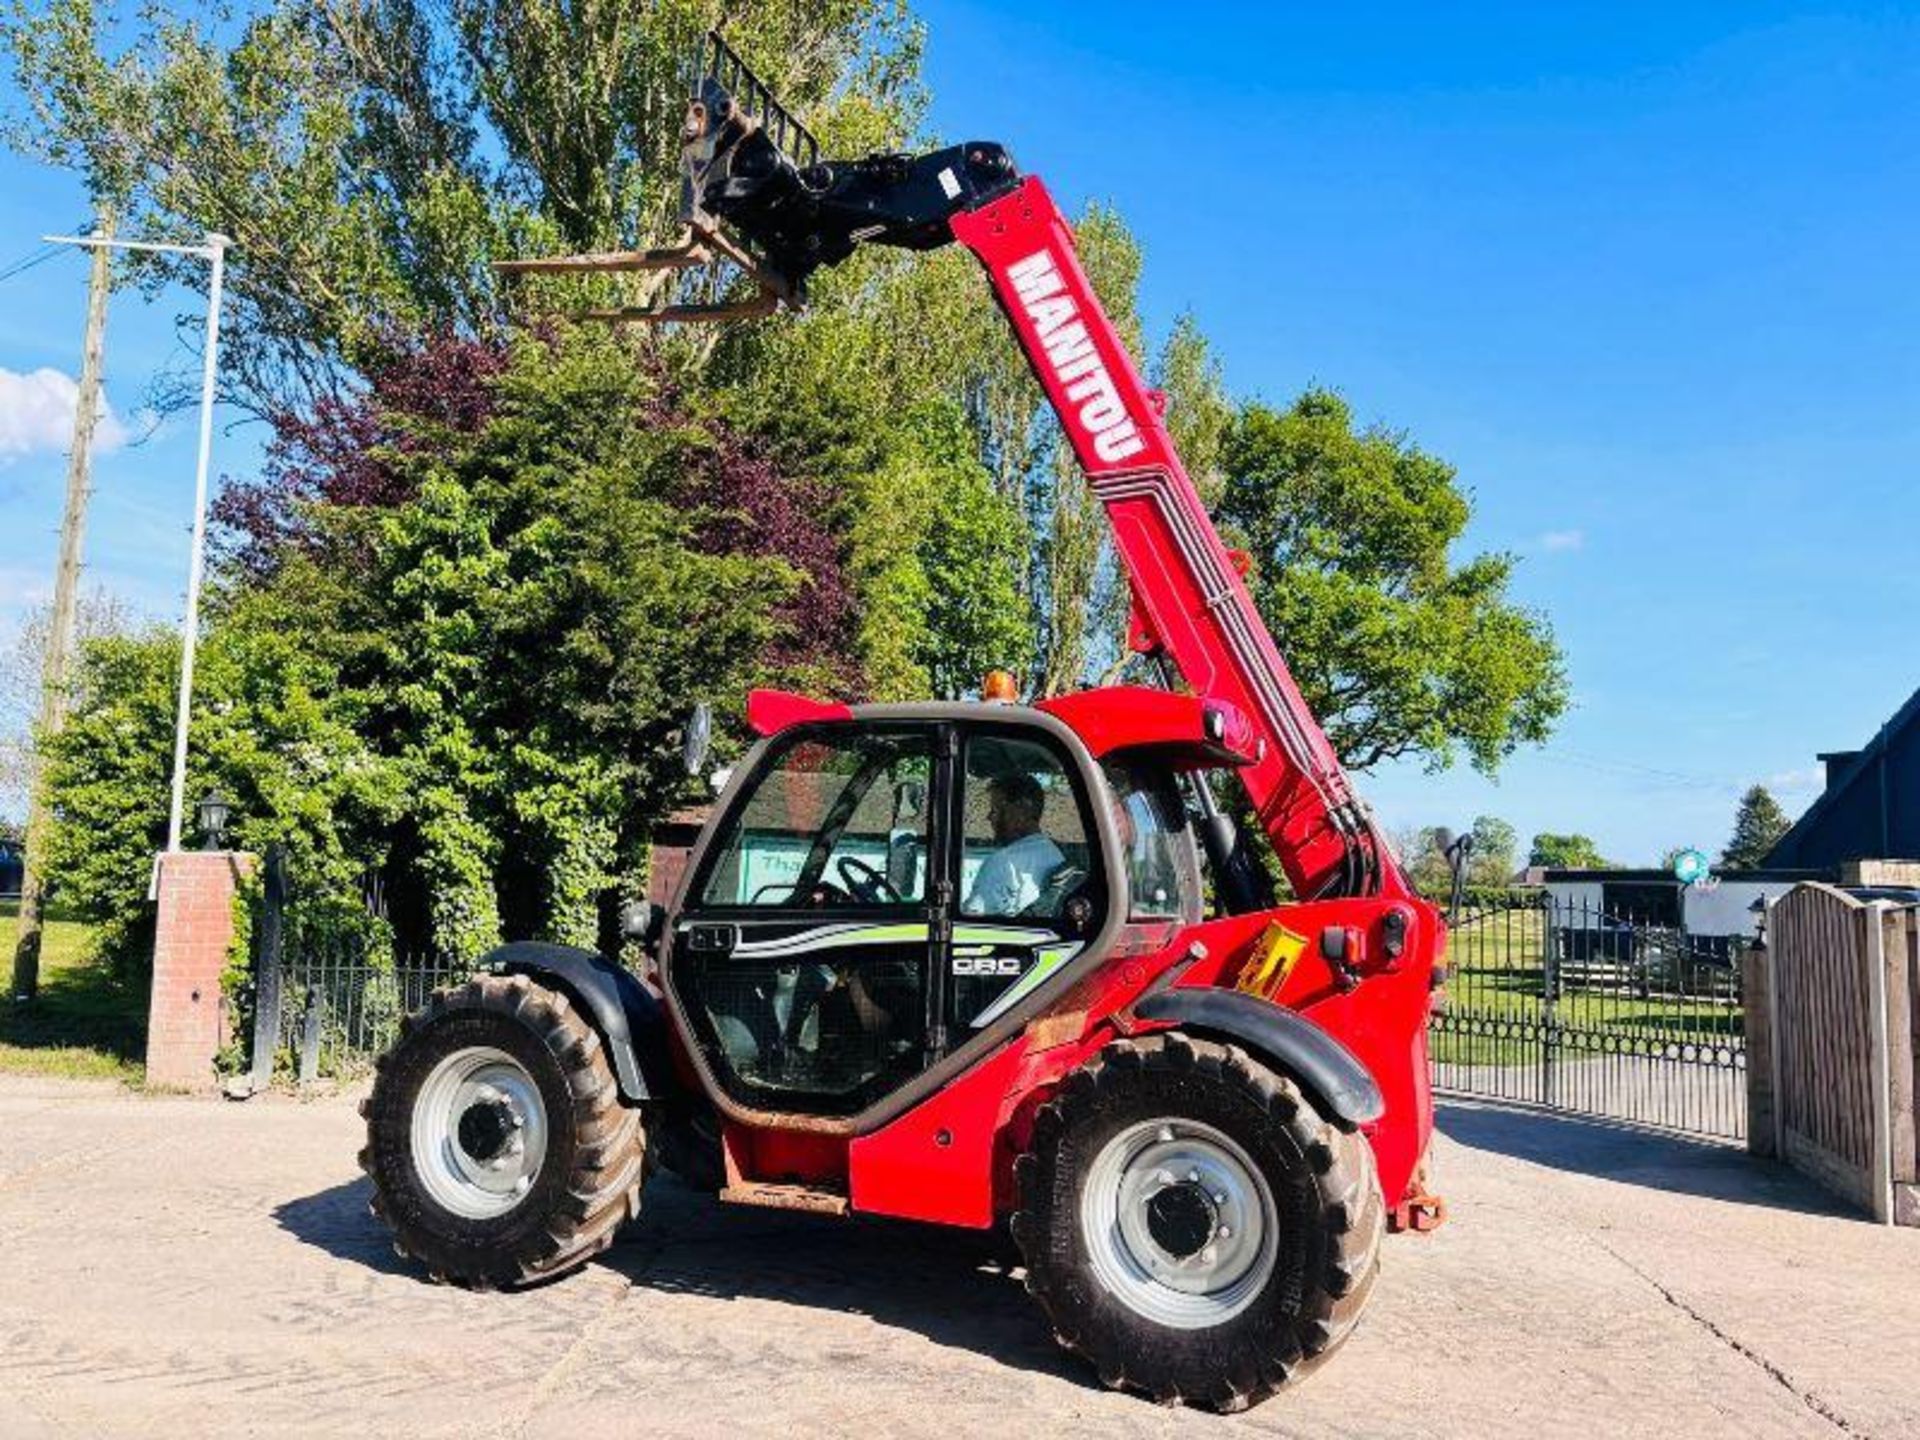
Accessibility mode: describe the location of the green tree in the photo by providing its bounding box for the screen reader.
[254,329,815,957]
[909,409,1035,697]
[43,328,836,966]
[1528,832,1610,870]
[1468,815,1519,887]
[1,0,1221,705]
[711,201,1151,699]
[1397,826,1455,898]
[1,0,922,414]
[1153,312,1232,507]
[39,619,401,980]
[1218,389,1567,773]
[1721,784,1792,870]
[1,588,134,823]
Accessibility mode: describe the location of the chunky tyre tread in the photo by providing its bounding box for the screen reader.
[1011,1031,1384,1413]
[360,974,648,1289]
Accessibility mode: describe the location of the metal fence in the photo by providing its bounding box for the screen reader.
[246,849,469,1086]
[1431,893,1747,1141]
[267,943,469,1082]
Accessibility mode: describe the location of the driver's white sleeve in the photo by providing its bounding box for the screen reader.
[966,852,1017,916]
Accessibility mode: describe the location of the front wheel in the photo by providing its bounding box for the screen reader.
[360,974,648,1288]
[1012,1032,1383,1411]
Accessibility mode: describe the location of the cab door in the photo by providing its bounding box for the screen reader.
[668,725,945,1117]
[943,726,1107,1035]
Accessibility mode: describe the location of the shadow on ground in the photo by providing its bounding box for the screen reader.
[275,1173,1087,1387]
[1437,1099,1847,1217]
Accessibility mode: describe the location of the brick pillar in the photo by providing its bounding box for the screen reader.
[146,851,255,1090]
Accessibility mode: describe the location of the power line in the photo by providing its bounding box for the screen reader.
[0,243,64,285]
[0,220,96,285]
[1531,748,1755,794]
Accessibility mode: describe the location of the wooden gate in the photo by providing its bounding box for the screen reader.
[1758,885,1918,1223]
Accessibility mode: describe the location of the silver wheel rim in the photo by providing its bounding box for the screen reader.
[1079,1118,1279,1330]
[409,1046,549,1220]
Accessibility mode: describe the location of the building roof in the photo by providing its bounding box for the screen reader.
[1537,867,1828,884]
[1766,684,1920,868]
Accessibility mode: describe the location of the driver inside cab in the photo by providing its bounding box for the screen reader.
[966,772,1065,916]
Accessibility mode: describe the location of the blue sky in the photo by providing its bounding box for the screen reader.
[2,3,1917,863]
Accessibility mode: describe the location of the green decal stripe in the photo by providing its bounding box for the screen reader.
[952,925,1057,946]
[733,923,928,957]
[970,942,1083,1028]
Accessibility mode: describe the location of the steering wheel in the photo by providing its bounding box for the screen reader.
[836,855,903,905]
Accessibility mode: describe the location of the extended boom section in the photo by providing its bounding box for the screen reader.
[950,184,1394,901]
[661,81,1396,898]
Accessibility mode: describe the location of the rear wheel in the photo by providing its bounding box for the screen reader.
[360,974,648,1287]
[1012,1031,1383,1411]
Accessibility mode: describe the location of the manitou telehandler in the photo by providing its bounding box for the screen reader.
[363,34,1447,1411]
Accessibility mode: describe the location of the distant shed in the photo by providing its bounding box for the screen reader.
[1538,867,1825,937]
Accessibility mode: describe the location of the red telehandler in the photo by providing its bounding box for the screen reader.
[363,35,1447,1411]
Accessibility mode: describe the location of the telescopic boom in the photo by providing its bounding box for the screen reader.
[506,32,1403,903]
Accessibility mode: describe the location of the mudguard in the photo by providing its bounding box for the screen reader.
[481,942,668,1104]
[1133,987,1385,1130]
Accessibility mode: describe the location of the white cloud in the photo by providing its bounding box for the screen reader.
[0,366,128,464]
[1764,765,1824,796]
[1537,528,1585,552]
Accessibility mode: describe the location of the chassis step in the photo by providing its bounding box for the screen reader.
[718,1180,850,1216]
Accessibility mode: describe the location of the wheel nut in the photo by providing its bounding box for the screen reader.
[1187,1169,1200,1183]
[1218,1226,1232,1239]
[1212,1192,1226,1205]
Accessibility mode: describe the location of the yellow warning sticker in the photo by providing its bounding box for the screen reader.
[1234,922,1308,1001]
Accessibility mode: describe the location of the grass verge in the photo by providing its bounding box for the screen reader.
[0,899,144,1083]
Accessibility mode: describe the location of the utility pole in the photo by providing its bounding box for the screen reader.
[11,208,114,1003]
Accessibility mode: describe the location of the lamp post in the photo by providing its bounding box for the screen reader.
[196,789,232,852]
[42,230,230,852]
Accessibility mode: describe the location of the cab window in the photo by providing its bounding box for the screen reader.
[1101,759,1202,923]
[959,735,1092,919]
[698,730,931,908]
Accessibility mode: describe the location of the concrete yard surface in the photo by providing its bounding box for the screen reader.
[0,1076,1914,1439]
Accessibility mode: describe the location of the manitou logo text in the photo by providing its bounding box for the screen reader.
[1007,250,1147,464]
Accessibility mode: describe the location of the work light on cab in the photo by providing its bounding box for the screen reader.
[981,669,1019,703]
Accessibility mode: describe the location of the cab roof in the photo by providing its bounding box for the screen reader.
[745,685,1258,770]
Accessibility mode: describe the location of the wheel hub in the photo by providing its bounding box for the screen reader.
[456,1096,522,1164]
[409,1047,549,1220]
[1145,1181,1217,1259]
[1080,1119,1279,1329]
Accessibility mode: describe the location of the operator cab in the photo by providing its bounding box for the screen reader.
[662,696,1214,1122]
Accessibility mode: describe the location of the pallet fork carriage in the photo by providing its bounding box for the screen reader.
[363,32,1447,1410]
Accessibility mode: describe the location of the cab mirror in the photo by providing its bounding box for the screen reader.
[681,703,712,777]
[620,899,662,949]
[887,832,921,897]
